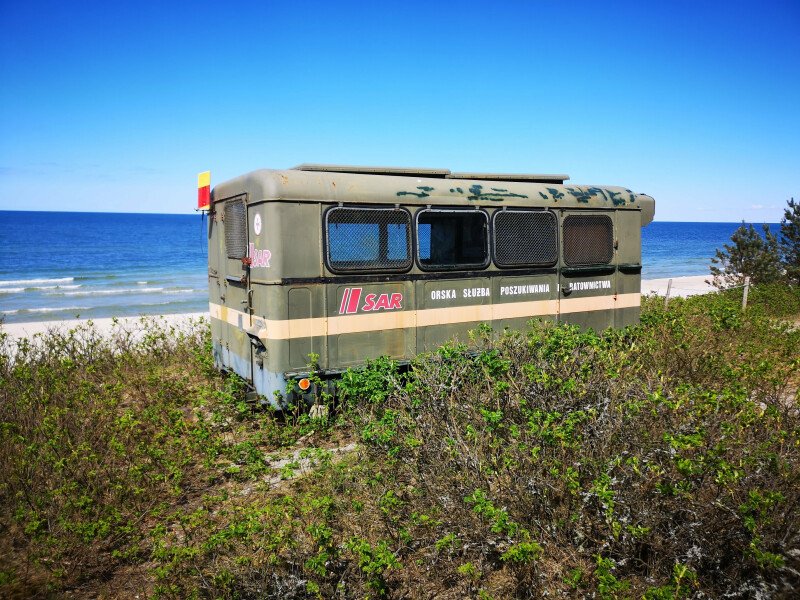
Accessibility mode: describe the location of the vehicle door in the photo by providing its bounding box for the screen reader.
[219,194,253,382]
[614,209,643,327]
[558,210,617,330]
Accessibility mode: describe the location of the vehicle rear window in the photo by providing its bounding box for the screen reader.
[417,209,489,270]
[493,209,557,267]
[224,198,248,259]
[326,207,412,272]
[562,214,614,266]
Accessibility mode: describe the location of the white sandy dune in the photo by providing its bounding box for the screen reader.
[1,276,716,341]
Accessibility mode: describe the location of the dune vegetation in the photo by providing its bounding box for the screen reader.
[1,286,799,599]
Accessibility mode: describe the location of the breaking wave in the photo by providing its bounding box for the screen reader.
[61,287,165,296]
[0,277,75,286]
[8,306,90,314]
[56,287,203,297]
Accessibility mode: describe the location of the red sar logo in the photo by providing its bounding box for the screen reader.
[339,288,402,314]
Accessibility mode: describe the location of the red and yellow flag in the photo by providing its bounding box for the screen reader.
[197,171,211,211]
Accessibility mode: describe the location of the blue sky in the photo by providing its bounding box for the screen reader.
[0,0,798,221]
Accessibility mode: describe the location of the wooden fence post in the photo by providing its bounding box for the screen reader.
[664,278,673,308]
[742,276,750,310]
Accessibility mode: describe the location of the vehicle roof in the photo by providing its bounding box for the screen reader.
[292,163,570,184]
[211,167,655,225]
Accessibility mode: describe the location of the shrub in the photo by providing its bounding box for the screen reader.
[780,197,800,285]
[2,291,799,598]
[709,221,782,288]
[345,295,800,597]
[0,319,218,595]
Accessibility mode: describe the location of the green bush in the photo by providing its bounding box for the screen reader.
[1,290,799,598]
[0,320,215,592]
[344,293,800,597]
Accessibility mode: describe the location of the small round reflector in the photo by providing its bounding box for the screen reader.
[298,378,311,391]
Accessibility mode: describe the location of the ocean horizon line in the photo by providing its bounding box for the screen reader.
[0,208,782,225]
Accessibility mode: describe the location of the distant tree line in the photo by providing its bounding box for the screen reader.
[709,197,800,288]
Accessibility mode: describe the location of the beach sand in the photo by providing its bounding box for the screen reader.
[641,275,715,297]
[1,276,716,341]
[1,312,208,341]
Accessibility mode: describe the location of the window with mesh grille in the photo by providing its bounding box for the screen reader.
[224,198,248,259]
[326,207,412,272]
[417,210,489,270]
[493,210,557,267]
[562,214,614,266]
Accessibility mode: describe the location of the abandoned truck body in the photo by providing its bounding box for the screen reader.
[203,164,655,404]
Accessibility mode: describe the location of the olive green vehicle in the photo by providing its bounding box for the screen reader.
[206,164,655,405]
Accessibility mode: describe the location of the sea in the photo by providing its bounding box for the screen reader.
[0,211,781,324]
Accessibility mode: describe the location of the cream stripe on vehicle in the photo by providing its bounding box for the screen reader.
[210,293,641,341]
[560,292,640,313]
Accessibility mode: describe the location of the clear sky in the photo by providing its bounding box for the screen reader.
[0,0,798,221]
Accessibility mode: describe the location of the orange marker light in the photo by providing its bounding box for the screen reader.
[298,378,311,391]
[197,171,211,211]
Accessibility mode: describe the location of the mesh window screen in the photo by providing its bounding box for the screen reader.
[224,198,248,259]
[494,210,557,267]
[562,214,614,266]
[326,207,412,272]
[417,210,488,269]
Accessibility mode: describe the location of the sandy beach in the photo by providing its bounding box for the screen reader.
[641,275,715,297]
[1,276,716,342]
[1,312,208,341]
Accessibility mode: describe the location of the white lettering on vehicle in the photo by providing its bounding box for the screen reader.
[462,287,490,298]
[247,243,271,268]
[568,280,612,292]
[340,288,403,314]
[430,289,457,300]
[500,284,550,296]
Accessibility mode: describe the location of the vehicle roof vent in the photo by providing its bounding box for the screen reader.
[448,172,569,184]
[292,164,451,178]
